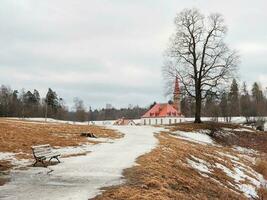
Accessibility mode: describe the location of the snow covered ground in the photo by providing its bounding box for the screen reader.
[187,152,266,198]
[0,126,164,200]
[173,130,214,145]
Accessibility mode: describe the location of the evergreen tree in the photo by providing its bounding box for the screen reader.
[251,82,264,116]
[33,89,40,104]
[45,88,60,117]
[228,79,240,118]
[240,82,252,122]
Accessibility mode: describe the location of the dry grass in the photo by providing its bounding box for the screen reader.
[170,122,241,132]
[0,118,121,185]
[0,160,12,171]
[0,160,12,186]
[92,132,248,200]
[0,118,120,158]
[258,187,267,200]
[255,158,267,180]
[172,122,267,154]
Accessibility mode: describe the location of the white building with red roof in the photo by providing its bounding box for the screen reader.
[141,77,184,125]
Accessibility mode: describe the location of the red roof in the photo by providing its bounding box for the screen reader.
[142,103,182,118]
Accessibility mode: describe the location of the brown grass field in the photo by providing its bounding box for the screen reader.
[0,118,121,176]
[93,123,267,200]
[0,118,120,157]
[93,132,249,200]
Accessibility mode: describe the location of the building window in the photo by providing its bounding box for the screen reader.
[169,119,171,124]
[144,119,146,125]
[161,119,163,125]
[174,119,177,124]
[155,119,157,125]
[149,119,151,125]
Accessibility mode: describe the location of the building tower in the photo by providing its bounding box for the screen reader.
[173,76,181,114]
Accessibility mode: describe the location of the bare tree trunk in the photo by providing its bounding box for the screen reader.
[195,94,202,123]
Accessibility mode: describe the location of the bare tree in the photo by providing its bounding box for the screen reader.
[163,8,239,123]
[73,97,87,122]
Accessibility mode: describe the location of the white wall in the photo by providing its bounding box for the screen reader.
[141,117,185,125]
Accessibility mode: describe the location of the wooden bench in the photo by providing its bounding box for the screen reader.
[31,144,61,167]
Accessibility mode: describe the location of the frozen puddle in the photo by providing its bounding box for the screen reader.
[0,126,163,200]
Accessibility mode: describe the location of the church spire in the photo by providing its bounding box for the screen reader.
[174,76,180,95]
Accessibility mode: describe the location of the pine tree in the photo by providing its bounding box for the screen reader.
[45,88,60,117]
[228,79,240,118]
[240,82,252,122]
[251,82,264,116]
[33,89,40,104]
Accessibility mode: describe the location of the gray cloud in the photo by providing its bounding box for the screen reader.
[0,0,266,108]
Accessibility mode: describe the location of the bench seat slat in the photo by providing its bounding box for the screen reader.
[33,149,52,153]
[32,148,52,152]
[35,152,60,158]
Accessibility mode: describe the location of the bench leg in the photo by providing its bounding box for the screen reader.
[41,159,47,167]
[55,157,61,163]
[49,156,61,163]
[33,160,38,167]
[33,159,46,167]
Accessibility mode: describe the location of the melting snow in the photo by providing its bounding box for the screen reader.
[187,156,211,174]
[223,128,254,132]
[0,152,30,168]
[215,162,262,198]
[187,152,266,199]
[234,146,258,155]
[174,130,214,145]
[0,126,164,200]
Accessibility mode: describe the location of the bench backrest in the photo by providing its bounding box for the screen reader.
[32,144,53,158]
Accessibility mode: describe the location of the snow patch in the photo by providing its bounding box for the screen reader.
[0,126,164,200]
[217,152,239,161]
[173,130,214,145]
[187,156,211,174]
[215,161,264,198]
[0,152,30,168]
[186,151,266,199]
[222,127,254,133]
[234,146,258,155]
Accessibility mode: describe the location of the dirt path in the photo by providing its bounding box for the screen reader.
[0,126,163,200]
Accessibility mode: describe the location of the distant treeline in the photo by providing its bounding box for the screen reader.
[180,79,267,122]
[0,85,147,121]
[0,79,266,122]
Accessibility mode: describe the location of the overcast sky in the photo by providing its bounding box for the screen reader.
[0,0,266,109]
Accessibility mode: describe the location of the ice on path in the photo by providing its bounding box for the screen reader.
[0,126,164,200]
